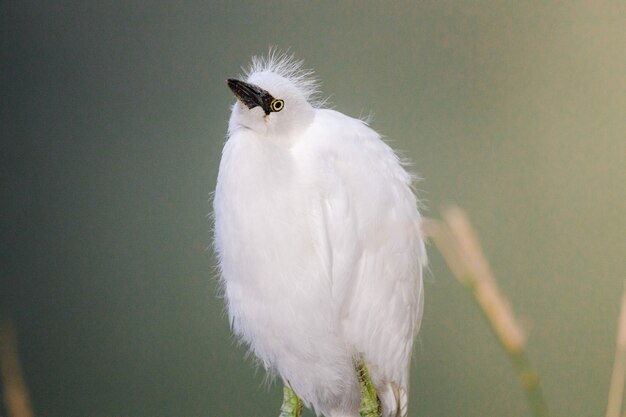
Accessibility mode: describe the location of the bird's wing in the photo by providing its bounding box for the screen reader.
[301,110,425,416]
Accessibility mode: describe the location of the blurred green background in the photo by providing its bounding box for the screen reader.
[2,1,625,416]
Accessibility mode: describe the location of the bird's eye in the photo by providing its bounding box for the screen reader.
[270,99,284,112]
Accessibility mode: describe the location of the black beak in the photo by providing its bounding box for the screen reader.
[226,78,273,115]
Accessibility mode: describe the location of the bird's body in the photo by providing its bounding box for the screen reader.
[214,54,426,417]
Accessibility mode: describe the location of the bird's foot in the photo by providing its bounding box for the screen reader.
[356,360,382,417]
[279,384,303,417]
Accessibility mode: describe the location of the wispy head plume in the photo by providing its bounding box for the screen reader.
[243,48,326,108]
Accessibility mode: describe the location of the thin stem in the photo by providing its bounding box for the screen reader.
[356,359,382,417]
[606,283,626,417]
[0,318,35,417]
[423,208,549,417]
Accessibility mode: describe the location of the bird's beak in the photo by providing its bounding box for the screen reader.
[226,78,272,115]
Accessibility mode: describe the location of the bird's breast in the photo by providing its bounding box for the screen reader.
[214,131,323,289]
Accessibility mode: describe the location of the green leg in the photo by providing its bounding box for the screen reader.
[279,384,303,417]
[356,360,382,417]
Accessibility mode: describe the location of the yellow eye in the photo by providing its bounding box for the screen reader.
[270,99,284,112]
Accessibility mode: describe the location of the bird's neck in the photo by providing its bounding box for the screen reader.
[264,110,315,149]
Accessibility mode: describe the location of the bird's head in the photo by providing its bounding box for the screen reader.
[226,53,320,144]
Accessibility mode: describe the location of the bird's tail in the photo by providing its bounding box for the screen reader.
[379,382,408,417]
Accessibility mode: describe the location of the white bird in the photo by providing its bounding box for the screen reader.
[213,53,426,417]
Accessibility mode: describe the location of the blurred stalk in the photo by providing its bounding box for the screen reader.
[0,318,34,417]
[423,207,549,417]
[607,284,626,417]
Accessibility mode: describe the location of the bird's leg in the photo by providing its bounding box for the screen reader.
[279,384,303,417]
[356,359,382,417]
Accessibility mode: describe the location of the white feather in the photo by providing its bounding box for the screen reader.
[214,54,426,417]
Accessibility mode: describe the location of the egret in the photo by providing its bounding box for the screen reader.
[213,53,426,417]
